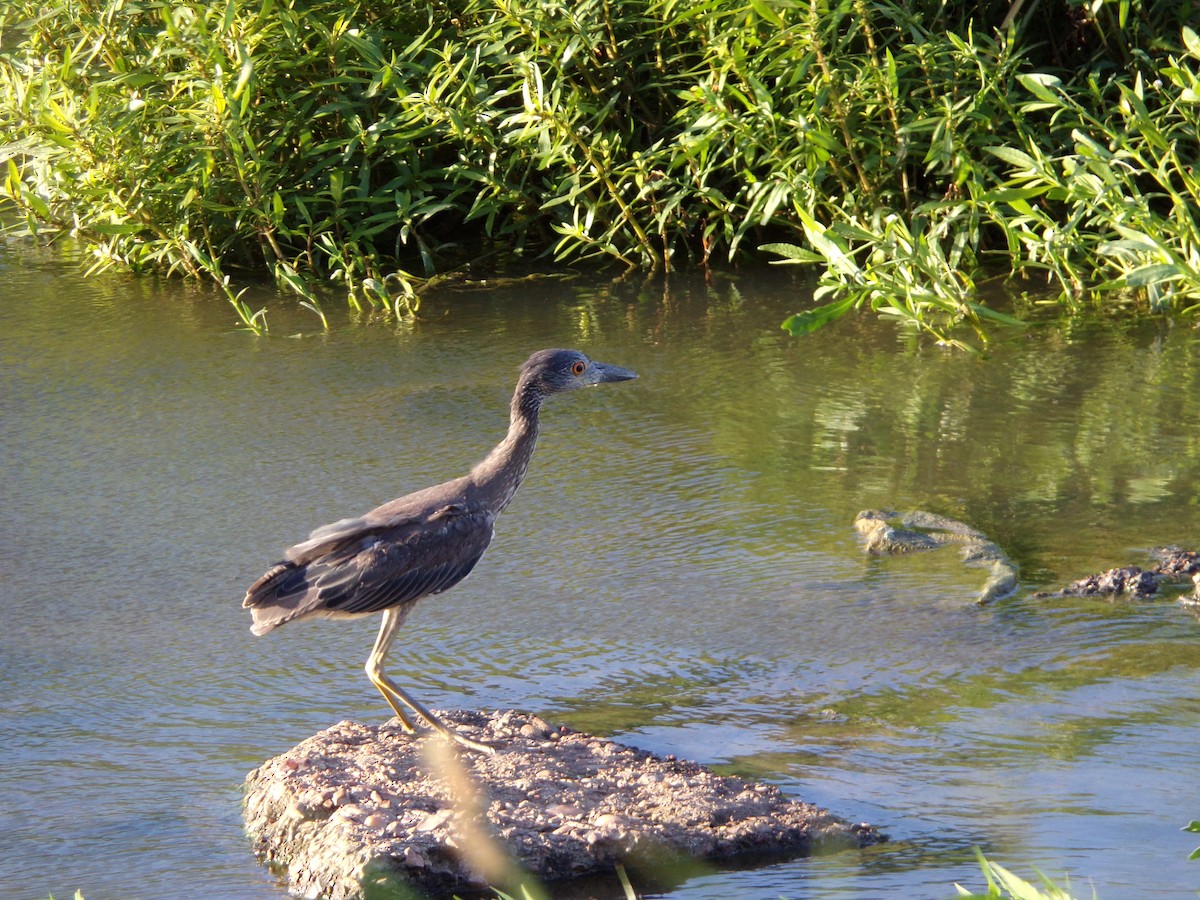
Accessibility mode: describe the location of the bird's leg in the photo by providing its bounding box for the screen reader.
[366,608,417,732]
[365,608,496,755]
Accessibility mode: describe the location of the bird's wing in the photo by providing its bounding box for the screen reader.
[282,514,408,565]
[243,511,407,609]
[244,505,494,632]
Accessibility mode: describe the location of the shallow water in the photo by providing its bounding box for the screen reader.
[2,240,1200,900]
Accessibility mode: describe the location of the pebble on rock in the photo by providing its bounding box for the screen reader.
[243,709,884,899]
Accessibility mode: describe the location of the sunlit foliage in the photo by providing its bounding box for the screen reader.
[0,1,1197,343]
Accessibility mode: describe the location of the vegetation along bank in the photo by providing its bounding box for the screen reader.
[1,1,1197,347]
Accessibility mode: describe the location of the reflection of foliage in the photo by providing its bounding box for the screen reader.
[571,270,1200,586]
[547,655,767,738]
[671,301,1200,575]
[824,638,1200,758]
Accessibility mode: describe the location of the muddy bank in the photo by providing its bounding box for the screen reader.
[243,710,883,898]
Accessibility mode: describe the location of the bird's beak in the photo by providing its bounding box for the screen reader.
[589,361,638,384]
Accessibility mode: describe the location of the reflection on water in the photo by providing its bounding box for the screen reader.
[2,237,1200,899]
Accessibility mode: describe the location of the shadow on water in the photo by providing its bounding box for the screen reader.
[3,236,1200,898]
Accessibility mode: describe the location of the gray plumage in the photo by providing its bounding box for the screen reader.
[243,348,637,753]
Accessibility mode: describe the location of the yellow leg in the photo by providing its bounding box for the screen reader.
[366,607,496,755]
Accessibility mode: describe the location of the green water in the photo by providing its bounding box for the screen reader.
[3,237,1200,899]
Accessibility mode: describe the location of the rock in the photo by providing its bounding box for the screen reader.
[1059,565,1159,598]
[1033,547,1200,601]
[1152,547,1200,577]
[243,710,884,898]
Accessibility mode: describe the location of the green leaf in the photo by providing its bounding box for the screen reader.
[748,0,785,27]
[1187,817,1200,859]
[4,158,20,195]
[985,146,1038,171]
[1017,72,1063,104]
[90,222,145,235]
[1114,264,1181,287]
[978,186,1047,203]
[781,296,856,335]
[234,54,254,99]
[24,190,51,219]
[760,241,822,263]
[1071,129,1111,159]
[967,303,1026,326]
[299,300,328,328]
[1099,234,1158,254]
[1182,26,1200,57]
[797,210,859,277]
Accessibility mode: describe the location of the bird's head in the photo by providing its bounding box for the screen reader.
[520,348,638,394]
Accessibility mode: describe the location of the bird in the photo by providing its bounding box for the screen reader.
[243,348,637,753]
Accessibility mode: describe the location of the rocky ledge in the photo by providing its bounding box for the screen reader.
[243,709,883,898]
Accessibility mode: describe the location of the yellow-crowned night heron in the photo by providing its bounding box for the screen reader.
[244,349,637,753]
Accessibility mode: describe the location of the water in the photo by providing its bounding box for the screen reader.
[3,239,1200,900]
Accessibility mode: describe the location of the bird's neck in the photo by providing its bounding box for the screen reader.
[469,383,544,514]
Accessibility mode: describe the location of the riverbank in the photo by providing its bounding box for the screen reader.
[2,2,1198,344]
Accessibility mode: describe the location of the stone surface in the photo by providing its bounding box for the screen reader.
[1033,547,1200,600]
[243,710,883,898]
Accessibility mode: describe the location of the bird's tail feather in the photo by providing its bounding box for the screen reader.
[249,614,279,636]
[244,560,309,635]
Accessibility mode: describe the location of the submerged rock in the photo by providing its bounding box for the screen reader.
[243,710,883,898]
[1033,547,1200,601]
[1055,565,1160,599]
[1152,547,1200,578]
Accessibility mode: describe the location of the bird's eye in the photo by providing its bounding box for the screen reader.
[570,360,587,376]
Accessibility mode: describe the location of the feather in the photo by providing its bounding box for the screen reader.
[244,505,494,634]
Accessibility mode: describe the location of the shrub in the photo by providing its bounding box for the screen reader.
[1,1,1197,343]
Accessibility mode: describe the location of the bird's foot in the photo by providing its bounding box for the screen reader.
[386,715,497,755]
[444,730,498,756]
[387,715,417,734]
